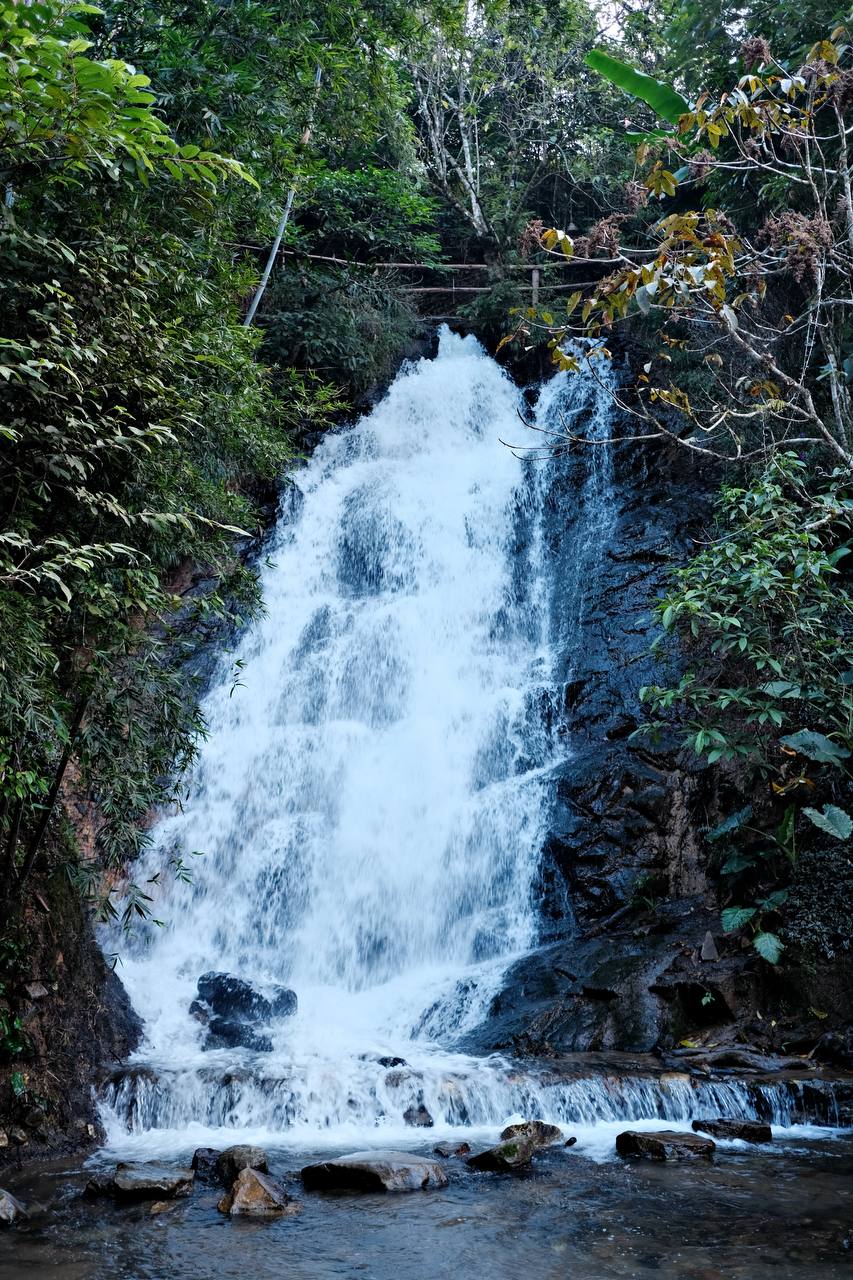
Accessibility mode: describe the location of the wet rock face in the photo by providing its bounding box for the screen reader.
[0,1189,27,1227]
[190,1147,221,1183]
[814,1028,853,1069]
[301,1151,448,1193]
[433,1141,471,1158]
[500,1120,563,1148]
[692,1119,772,1144]
[192,973,296,1053]
[616,1130,715,1161]
[204,1018,273,1053]
[467,1138,537,1171]
[216,1145,269,1183]
[218,1167,300,1218]
[403,1104,434,1128]
[195,972,297,1024]
[85,1162,194,1200]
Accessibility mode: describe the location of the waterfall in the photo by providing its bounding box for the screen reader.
[101,331,843,1154]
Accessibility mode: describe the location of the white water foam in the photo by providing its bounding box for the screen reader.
[104,330,623,1149]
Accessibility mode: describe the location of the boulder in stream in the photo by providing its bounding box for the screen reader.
[691,1119,772,1143]
[197,972,271,1021]
[301,1151,448,1193]
[0,1189,27,1227]
[403,1104,434,1128]
[216,1145,269,1183]
[85,1162,194,1201]
[204,1017,273,1053]
[195,972,297,1023]
[616,1130,715,1161]
[466,1137,537,1171]
[191,1147,222,1183]
[218,1167,300,1217]
[433,1141,471,1157]
[500,1120,563,1148]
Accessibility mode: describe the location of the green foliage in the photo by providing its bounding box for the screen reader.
[802,805,853,840]
[584,49,690,125]
[639,454,853,766]
[0,1,254,191]
[0,0,343,923]
[305,168,441,261]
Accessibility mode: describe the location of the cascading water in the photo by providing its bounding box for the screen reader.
[100,331,842,1156]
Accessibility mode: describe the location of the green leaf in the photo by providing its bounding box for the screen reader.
[802,804,853,840]
[706,805,752,843]
[585,50,690,125]
[752,931,785,964]
[780,730,851,765]
[721,851,757,874]
[721,905,757,932]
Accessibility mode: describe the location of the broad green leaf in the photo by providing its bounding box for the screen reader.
[721,905,756,932]
[585,50,690,125]
[752,931,785,964]
[706,805,752,842]
[780,730,850,765]
[802,804,853,841]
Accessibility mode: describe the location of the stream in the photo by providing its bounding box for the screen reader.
[3,331,851,1277]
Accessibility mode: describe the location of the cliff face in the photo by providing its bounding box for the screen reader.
[0,869,140,1170]
[466,439,853,1061]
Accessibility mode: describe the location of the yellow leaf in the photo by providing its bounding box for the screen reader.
[565,290,582,318]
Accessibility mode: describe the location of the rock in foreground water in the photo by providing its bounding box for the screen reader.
[301,1151,448,1192]
[500,1120,563,1148]
[467,1138,537,1171]
[433,1141,471,1157]
[86,1162,194,1201]
[191,1147,221,1183]
[616,1130,715,1161]
[216,1145,269,1183]
[218,1167,300,1217]
[0,1189,27,1227]
[691,1119,772,1143]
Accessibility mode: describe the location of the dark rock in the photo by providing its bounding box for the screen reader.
[203,1017,273,1053]
[616,1130,715,1161]
[196,972,271,1022]
[500,1120,563,1148]
[188,1000,210,1025]
[216,1145,269,1183]
[218,1167,300,1217]
[301,1150,448,1193]
[433,1141,470,1157]
[0,1189,27,1227]
[403,1104,434,1128]
[467,1138,537,1171]
[691,1119,772,1144]
[701,932,720,962]
[564,1136,578,1147]
[191,1147,222,1183]
[269,986,298,1018]
[85,1162,194,1201]
[378,1056,407,1068]
[814,1028,853,1069]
